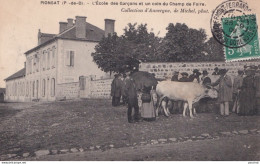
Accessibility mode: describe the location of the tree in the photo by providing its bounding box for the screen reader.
[92,23,160,73]
[159,23,207,62]
[204,37,225,61]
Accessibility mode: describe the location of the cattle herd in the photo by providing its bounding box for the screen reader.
[111,65,260,123]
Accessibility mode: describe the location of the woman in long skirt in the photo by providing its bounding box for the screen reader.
[141,86,156,121]
[239,69,257,116]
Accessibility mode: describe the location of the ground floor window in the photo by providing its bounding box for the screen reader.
[32,81,35,97]
[51,78,55,96]
[42,79,45,97]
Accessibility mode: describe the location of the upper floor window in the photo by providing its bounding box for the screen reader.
[47,50,51,69]
[42,51,46,71]
[65,50,74,67]
[52,47,56,68]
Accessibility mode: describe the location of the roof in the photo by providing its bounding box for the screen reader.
[25,22,105,55]
[5,68,26,81]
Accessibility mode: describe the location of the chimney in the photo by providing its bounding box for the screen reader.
[67,18,74,29]
[75,16,86,38]
[38,29,42,45]
[59,22,68,33]
[105,19,115,37]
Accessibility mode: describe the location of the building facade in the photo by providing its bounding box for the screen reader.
[5,16,115,102]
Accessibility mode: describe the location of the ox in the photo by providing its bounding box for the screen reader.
[156,81,218,118]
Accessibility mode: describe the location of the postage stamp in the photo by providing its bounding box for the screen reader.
[211,0,260,62]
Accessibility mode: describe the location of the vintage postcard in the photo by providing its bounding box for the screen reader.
[0,0,259,162]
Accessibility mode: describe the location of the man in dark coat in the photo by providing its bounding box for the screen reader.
[111,74,122,106]
[212,69,232,116]
[124,74,139,123]
[189,69,201,83]
[179,72,189,82]
[201,70,211,86]
[212,67,220,75]
[121,73,128,105]
[171,71,179,81]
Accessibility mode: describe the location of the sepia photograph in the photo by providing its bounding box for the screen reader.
[0,0,259,162]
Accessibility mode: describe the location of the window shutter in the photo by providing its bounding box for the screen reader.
[70,51,74,66]
[66,51,70,66]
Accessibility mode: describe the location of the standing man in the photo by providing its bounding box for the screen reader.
[232,70,244,113]
[171,71,179,81]
[189,69,201,83]
[179,72,189,82]
[255,68,260,115]
[212,67,220,75]
[124,73,139,123]
[111,74,122,106]
[212,69,233,116]
[201,70,211,86]
[121,73,128,105]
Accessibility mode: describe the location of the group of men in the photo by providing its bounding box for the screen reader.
[169,65,260,116]
[111,73,140,123]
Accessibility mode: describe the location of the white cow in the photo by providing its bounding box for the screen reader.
[156,81,218,118]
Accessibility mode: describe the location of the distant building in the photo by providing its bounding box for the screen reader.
[5,16,115,102]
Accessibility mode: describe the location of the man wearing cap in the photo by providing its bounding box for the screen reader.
[255,68,260,115]
[111,74,122,106]
[121,73,128,105]
[171,71,179,81]
[212,67,220,75]
[239,68,257,115]
[212,69,232,116]
[232,70,244,113]
[201,70,211,86]
[179,72,189,82]
[189,69,201,83]
[124,74,140,123]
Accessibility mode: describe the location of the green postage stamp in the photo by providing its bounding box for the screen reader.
[223,14,259,61]
[211,0,260,62]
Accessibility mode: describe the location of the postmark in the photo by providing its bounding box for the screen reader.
[210,0,260,61]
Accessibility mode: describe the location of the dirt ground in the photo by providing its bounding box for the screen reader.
[0,99,259,160]
[26,134,260,161]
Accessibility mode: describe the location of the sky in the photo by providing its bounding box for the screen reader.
[0,0,259,87]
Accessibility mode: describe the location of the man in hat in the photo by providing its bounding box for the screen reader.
[212,69,232,116]
[201,70,211,86]
[232,69,244,113]
[255,69,260,115]
[212,67,220,75]
[171,71,179,81]
[121,73,128,105]
[238,68,257,115]
[179,72,189,82]
[111,74,122,106]
[189,69,201,83]
[124,74,140,123]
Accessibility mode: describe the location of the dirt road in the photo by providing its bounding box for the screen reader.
[25,134,260,161]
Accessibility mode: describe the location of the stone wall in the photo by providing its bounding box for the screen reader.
[90,78,113,99]
[56,82,79,99]
[139,61,260,79]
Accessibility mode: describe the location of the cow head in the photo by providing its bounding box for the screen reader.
[204,86,218,99]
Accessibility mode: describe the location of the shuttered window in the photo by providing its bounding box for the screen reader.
[65,50,75,67]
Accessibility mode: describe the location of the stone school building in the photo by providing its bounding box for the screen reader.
[4,16,115,102]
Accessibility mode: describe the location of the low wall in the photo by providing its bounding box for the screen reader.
[90,78,113,99]
[56,82,79,99]
[139,61,260,79]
